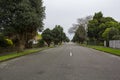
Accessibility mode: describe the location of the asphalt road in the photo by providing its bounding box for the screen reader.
[0,43,120,80]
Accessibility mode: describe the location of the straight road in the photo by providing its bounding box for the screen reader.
[0,43,120,80]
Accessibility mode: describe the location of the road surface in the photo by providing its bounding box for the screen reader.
[0,43,120,80]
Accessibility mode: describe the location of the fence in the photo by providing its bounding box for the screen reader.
[109,40,120,49]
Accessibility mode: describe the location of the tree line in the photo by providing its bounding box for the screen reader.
[0,0,70,53]
[70,12,120,47]
[42,25,69,47]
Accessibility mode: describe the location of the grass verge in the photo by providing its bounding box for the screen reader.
[0,47,50,62]
[81,44,120,56]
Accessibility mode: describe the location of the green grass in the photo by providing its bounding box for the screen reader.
[0,47,49,62]
[82,45,120,56]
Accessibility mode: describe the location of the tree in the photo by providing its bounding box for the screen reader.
[88,12,104,41]
[93,12,103,21]
[88,19,99,41]
[62,33,70,42]
[87,12,120,45]
[68,24,78,34]
[112,35,120,40]
[69,16,92,43]
[0,0,45,51]
[68,16,92,34]
[102,27,119,47]
[72,33,78,42]
[0,34,13,47]
[37,39,45,47]
[52,25,64,45]
[65,36,70,42]
[72,25,86,43]
[42,28,52,47]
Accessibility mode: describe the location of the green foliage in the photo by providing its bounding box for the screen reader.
[71,16,92,43]
[93,12,103,20]
[0,35,7,47]
[0,47,48,62]
[102,27,119,47]
[41,25,69,46]
[64,36,70,42]
[5,39,13,46]
[102,27,119,40]
[88,19,99,40]
[88,45,120,56]
[88,12,104,41]
[112,35,120,40]
[88,12,120,45]
[102,28,111,40]
[72,25,86,43]
[52,25,64,45]
[37,34,42,40]
[62,32,70,42]
[102,27,120,47]
[0,0,45,51]
[37,39,45,47]
[42,28,52,47]
[0,34,13,47]
[69,16,92,34]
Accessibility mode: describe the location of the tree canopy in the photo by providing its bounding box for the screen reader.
[71,12,120,46]
[72,25,86,43]
[0,0,45,51]
[87,12,120,45]
[41,25,69,46]
[42,28,52,47]
[71,16,92,43]
[52,25,64,45]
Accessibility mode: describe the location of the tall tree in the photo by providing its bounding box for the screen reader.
[93,12,103,21]
[72,25,86,43]
[102,27,119,47]
[88,12,103,41]
[52,25,64,45]
[0,0,45,51]
[42,28,52,47]
[62,32,70,42]
[68,16,92,34]
[87,12,120,45]
[71,16,92,43]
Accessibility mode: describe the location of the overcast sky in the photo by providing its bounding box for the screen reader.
[43,0,120,39]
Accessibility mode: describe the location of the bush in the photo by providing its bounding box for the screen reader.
[37,39,45,47]
[5,39,13,46]
[0,35,13,47]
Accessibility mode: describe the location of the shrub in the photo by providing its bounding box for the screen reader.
[0,35,13,47]
[5,39,13,46]
[37,39,45,47]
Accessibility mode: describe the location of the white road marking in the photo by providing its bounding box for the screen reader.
[70,52,73,56]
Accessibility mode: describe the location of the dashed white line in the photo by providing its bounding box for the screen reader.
[70,52,73,56]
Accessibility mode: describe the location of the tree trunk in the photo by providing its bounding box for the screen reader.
[47,42,51,47]
[19,43,25,51]
[48,43,50,47]
[106,40,109,47]
[25,41,33,49]
[17,35,25,52]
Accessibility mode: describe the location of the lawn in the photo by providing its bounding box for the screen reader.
[87,45,120,56]
[0,47,49,62]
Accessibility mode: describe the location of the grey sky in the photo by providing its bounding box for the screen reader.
[43,0,120,39]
